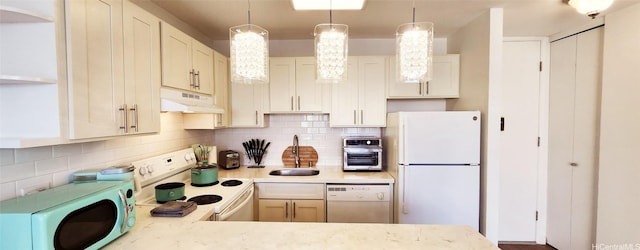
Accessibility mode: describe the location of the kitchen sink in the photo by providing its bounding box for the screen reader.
[269,168,320,176]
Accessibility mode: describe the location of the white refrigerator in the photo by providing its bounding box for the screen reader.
[384,111,480,231]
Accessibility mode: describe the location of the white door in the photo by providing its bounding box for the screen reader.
[269,57,295,112]
[499,40,543,242]
[402,111,481,165]
[295,57,323,112]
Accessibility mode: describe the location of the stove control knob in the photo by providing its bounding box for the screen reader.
[139,166,148,176]
[185,153,195,162]
[147,165,155,174]
[377,192,385,200]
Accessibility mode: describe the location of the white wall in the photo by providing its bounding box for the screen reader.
[596,3,640,245]
[446,8,503,244]
[212,114,380,167]
[0,113,214,201]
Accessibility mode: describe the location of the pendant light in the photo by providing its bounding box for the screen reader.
[229,0,269,84]
[314,0,348,83]
[568,0,614,19]
[395,0,433,84]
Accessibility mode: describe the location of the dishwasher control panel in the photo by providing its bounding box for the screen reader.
[326,184,391,201]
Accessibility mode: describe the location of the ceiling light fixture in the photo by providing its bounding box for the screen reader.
[292,0,365,10]
[395,0,434,84]
[314,0,348,82]
[229,0,269,84]
[568,0,614,19]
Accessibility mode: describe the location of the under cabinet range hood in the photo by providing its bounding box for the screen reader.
[160,88,224,114]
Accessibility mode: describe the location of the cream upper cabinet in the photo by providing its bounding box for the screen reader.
[213,50,230,127]
[387,54,460,98]
[122,0,160,134]
[183,50,229,130]
[67,0,161,139]
[67,0,125,139]
[331,56,387,127]
[269,57,322,113]
[230,82,267,127]
[161,22,213,95]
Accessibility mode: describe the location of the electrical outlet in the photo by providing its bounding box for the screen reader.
[19,182,51,196]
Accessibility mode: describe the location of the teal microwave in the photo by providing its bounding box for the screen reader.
[0,181,136,249]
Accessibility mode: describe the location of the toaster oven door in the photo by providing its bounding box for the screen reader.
[344,148,382,170]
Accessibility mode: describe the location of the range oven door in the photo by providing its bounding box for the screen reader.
[32,181,136,250]
[214,186,254,221]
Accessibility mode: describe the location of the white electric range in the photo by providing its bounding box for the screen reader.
[131,148,254,221]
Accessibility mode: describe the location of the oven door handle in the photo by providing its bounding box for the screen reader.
[118,189,129,233]
[217,187,254,221]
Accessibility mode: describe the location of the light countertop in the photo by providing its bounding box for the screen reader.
[218,165,395,184]
[106,207,497,250]
[104,166,498,249]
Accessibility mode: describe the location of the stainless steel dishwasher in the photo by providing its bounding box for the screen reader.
[326,184,392,223]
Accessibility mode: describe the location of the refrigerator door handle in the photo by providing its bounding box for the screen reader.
[401,165,409,214]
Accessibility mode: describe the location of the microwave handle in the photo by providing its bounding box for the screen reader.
[118,189,129,234]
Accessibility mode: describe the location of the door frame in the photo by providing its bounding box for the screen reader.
[502,37,550,244]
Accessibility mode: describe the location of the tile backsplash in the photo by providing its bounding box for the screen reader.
[0,113,380,201]
[0,113,214,201]
[213,114,380,167]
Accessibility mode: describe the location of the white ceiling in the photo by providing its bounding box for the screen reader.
[137,0,638,40]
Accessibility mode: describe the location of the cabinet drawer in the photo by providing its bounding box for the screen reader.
[257,183,324,199]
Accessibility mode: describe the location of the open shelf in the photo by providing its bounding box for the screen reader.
[0,5,53,23]
[0,75,56,85]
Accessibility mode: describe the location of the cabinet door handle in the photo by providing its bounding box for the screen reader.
[425,81,430,95]
[255,110,258,125]
[419,82,422,95]
[293,202,296,219]
[119,104,128,133]
[217,114,222,126]
[360,110,364,124]
[189,70,195,88]
[285,202,289,219]
[129,104,138,132]
[570,162,578,167]
[353,110,357,125]
[297,96,301,110]
[291,96,294,111]
[197,71,201,89]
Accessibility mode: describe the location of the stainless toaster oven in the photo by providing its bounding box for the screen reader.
[343,137,382,171]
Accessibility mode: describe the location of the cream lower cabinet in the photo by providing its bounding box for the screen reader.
[269,57,323,113]
[67,0,160,139]
[330,56,387,127]
[258,199,325,222]
[387,54,460,98]
[161,22,213,95]
[257,183,325,223]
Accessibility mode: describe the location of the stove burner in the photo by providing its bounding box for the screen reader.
[191,181,219,187]
[221,180,243,187]
[187,195,222,205]
[157,196,186,204]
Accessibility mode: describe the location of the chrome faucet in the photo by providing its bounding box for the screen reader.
[292,135,300,168]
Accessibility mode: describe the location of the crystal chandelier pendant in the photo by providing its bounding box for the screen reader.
[230,24,269,84]
[396,22,434,84]
[314,24,348,83]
